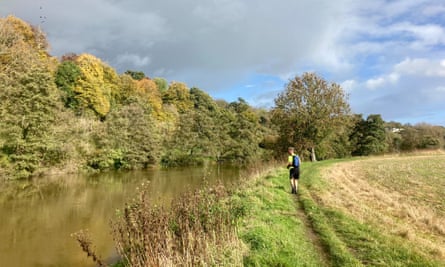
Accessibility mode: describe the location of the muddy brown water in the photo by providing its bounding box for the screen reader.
[0,165,240,267]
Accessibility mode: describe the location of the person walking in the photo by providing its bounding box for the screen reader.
[286,147,300,194]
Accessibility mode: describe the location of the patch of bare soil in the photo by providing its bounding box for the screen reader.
[294,197,331,267]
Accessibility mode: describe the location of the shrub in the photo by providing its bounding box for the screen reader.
[109,183,242,267]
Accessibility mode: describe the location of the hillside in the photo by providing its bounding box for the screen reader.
[0,15,272,179]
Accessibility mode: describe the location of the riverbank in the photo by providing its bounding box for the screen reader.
[0,165,243,267]
[232,165,326,266]
[69,154,445,266]
[235,154,445,266]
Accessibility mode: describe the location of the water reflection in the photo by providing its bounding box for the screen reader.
[0,164,240,267]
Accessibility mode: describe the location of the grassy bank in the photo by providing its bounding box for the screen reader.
[236,153,445,266]
[75,154,445,266]
[233,166,327,266]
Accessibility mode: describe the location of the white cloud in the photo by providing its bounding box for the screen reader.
[422,4,445,16]
[364,73,399,90]
[365,77,386,90]
[436,86,445,92]
[388,73,400,83]
[341,79,357,92]
[394,58,445,77]
[391,22,445,49]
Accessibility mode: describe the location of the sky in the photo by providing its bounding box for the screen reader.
[2,0,445,126]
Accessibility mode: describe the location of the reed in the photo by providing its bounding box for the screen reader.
[109,182,243,267]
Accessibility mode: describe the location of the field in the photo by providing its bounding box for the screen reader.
[238,153,445,266]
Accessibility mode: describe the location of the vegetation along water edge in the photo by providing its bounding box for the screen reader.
[74,152,445,266]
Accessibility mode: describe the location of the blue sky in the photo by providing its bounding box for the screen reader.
[2,0,445,125]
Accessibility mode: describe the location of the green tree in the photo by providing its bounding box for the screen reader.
[399,125,419,151]
[153,77,168,93]
[90,102,161,170]
[124,70,145,81]
[162,88,221,165]
[350,114,387,156]
[384,121,403,153]
[415,123,444,149]
[55,60,82,110]
[316,121,353,159]
[0,16,61,178]
[224,98,264,163]
[271,72,351,161]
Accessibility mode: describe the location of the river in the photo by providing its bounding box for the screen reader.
[0,165,240,267]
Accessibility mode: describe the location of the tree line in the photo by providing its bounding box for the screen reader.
[1,16,444,179]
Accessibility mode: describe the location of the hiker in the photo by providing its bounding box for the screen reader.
[286,147,300,194]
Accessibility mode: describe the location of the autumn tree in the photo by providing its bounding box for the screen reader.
[0,16,61,178]
[71,54,119,117]
[398,123,445,151]
[414,123,445,149]
[117,74,138,104]
[271,72,351,161]
[162,82,193,113]
[135,78,163,116]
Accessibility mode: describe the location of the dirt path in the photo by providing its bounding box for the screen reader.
[294,196,331,267]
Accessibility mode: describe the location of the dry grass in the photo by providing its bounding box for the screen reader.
[318,154,445,261]
[109,182,245,267]
[72,162,280,267]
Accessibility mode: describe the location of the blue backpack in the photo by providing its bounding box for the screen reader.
[292,155,300,168]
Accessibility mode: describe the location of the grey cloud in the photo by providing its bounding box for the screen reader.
[2,0,445,125]
[1,0,351,90]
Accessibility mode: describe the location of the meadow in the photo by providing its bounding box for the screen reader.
[237,152,445,266]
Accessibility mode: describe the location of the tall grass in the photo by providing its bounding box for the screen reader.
[73,163,282,267]
[108,182,244,267]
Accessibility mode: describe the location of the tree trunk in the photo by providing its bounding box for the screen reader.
[310,147,317,162]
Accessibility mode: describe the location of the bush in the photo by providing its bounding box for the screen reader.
[87,149,126,170]
[108,183,242,267]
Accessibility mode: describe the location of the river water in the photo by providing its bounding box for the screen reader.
[0,165,240,267]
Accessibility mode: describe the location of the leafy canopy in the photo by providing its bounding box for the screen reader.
[271,72,351,158]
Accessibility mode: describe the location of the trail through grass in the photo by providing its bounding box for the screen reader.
[298,154,445,266]
[234,167,327,267]
[237,153,445,266]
